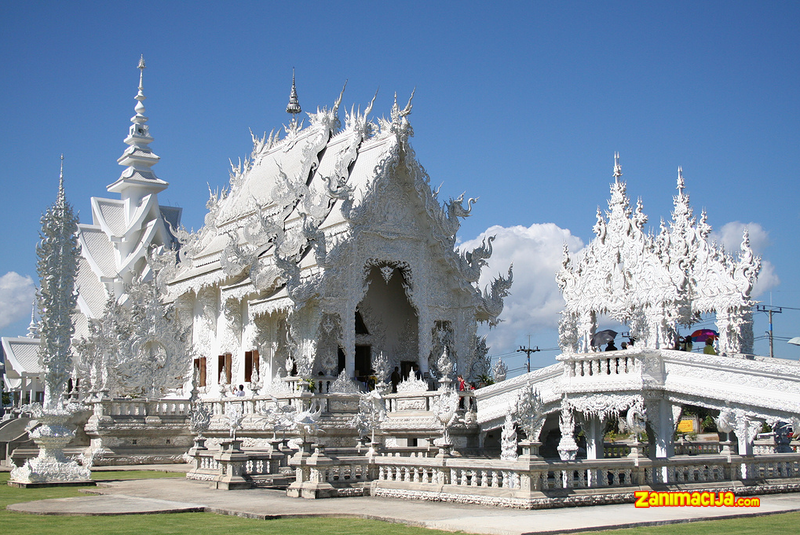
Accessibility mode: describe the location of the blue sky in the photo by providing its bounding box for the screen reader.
[1,1,799,371]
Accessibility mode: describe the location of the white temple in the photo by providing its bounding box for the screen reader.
[4,58,800,506]
[163,80,511,396]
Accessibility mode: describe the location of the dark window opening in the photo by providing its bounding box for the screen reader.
[193,357,207,387]
[217,354,232,383]
[244,350,259,382]
[355,345,371,378]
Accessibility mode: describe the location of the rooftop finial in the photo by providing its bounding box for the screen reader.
[677,166,685,194]
[613,152,622,182]
[138,54,145,90]
[134,55,147,119]
[58,154,65,205]
[27,298,38,338]
[286,68,302,116]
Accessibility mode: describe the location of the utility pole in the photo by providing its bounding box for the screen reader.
[756,305,783,358]
[517,336,540,373]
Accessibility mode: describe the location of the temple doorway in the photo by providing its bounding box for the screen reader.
[355,264,419,375]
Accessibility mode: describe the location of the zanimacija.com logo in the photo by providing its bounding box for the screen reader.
[634,491,760,508]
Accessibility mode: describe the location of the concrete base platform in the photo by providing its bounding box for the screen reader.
[8,495,205,515]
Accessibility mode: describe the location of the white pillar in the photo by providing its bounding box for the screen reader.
[18,376,27,408]
[646,398,675,459]
[584,415,604,460]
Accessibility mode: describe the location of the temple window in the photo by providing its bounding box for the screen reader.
[217,353,232,383]
[244,350,259,382]
[193,357,207,387]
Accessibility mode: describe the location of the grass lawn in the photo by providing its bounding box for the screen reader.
[0,472,455,535]
[3,471,800,534]
[575,511,800,534]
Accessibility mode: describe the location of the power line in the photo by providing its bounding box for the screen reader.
[756,305,783,358]
[517,336,540,373]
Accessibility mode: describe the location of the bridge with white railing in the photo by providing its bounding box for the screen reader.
[476,348,800,460]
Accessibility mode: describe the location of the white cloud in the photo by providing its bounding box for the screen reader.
[711,221,770,254]
[0,272,36,330]
[460,223,584,357]
[711,221,779,297]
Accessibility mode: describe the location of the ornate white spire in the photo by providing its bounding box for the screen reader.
[613,152,622,182]
[286,68,302,116]
[27,298,38,338]
[676,166,685,194]
[57,154,65,208]
[107,55,167,198]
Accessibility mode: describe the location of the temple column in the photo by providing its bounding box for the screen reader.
[584,414,604,460]
[645,397,674,458]
[18,376,27,408]
[343,304,356,379]
[734,411,760,458]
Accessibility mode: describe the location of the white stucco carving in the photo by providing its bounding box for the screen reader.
[557,156,760,355]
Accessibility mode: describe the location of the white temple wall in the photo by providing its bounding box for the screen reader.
[289,301,320,376]
[193,286,219,388]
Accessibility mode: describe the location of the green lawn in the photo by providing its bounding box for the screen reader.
[3,471,800,534]
[575,511,800,534]
[0,472,455,535]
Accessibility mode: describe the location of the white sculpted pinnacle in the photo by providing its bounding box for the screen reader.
[557,156,760,354]
[11,162,91,485]
[37,160,80,410]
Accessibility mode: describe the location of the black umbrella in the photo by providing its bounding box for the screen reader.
[591,329,618,348]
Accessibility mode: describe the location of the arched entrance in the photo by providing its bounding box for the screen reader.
[354,264,419,380]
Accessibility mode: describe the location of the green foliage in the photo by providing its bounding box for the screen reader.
[477,374,494,387]
[701,415,717,432]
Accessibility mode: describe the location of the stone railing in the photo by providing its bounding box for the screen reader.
[673,440,721,456]
[95,398,191,418]
[186,437,290,489]
[284,448,800,506]
[561,351,642,380]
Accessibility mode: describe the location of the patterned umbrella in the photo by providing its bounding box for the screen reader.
[788,337,800,346]
[690,329,718,342]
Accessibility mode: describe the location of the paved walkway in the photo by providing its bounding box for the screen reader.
[6,475,800,534]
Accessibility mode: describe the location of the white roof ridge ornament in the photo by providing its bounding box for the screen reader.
[613,152,622,183]
[286,68,302,116]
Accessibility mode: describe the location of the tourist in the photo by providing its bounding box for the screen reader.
[457,374,467,391]
[391,367,401,393]
[605,340,617,351]
[412,364,423,381]
[234,384,245,397]
[704,338,716,355]
[621,342,628,350]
